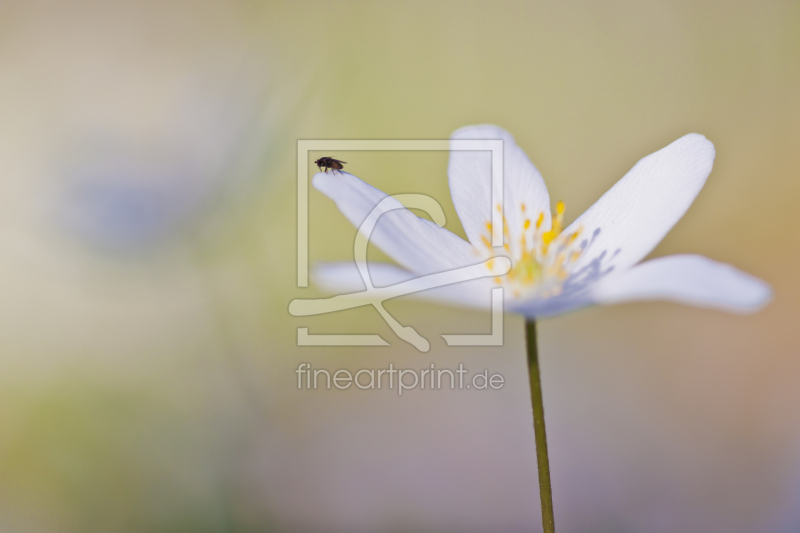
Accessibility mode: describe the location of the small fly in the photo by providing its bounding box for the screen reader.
[314,157,346,174]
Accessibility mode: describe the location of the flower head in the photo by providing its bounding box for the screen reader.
[312,125,771,318]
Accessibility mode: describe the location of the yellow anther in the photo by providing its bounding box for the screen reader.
[524,218,531,230]
[480,234,492,249]
[485,221,492,233]
[536,212,545,229]
[566,231,579,245]
[496,204,502,213]
[486,258,494,271]
[556,200,565,215]
[521,203,526,212]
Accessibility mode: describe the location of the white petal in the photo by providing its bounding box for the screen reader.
[313,261,413,293]
[508,294,594,319]
[313,172,477,275]
[565,133,715,276]
[589,254,772,312]
[312,261,496,309]
[449,125,551,253]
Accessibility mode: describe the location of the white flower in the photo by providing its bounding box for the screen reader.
[311,125,772,318]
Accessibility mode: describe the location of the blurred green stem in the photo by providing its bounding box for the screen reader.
[525,320,555,533]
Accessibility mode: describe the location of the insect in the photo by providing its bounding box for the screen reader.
[314,157,347,174]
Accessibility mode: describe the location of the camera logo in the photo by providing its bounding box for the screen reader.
[290,139,507,352]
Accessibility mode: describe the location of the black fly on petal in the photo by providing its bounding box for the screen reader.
[314,157,346,174]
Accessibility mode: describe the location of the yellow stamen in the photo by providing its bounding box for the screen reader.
[541,230,555,254]
[566,231,579,244]
[478,201,581,300]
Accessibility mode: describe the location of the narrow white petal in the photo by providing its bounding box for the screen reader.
[312,261,496,309]
[313,172,477,275]
[565,134,715,276]
[589,254,773,312]
[449,125,551,252]
[312,261,412,291]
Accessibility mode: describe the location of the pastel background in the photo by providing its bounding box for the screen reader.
[1,1,798,532]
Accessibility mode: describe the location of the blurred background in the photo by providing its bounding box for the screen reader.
[0,1,798,532]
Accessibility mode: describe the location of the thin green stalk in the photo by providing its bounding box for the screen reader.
[525,319,555,533]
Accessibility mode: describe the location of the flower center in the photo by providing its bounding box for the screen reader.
[481,201,583,299]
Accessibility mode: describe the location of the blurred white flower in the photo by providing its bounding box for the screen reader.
[312,125,772,318]
[54,64,275,252]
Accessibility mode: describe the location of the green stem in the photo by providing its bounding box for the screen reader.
[525,319,555,533]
